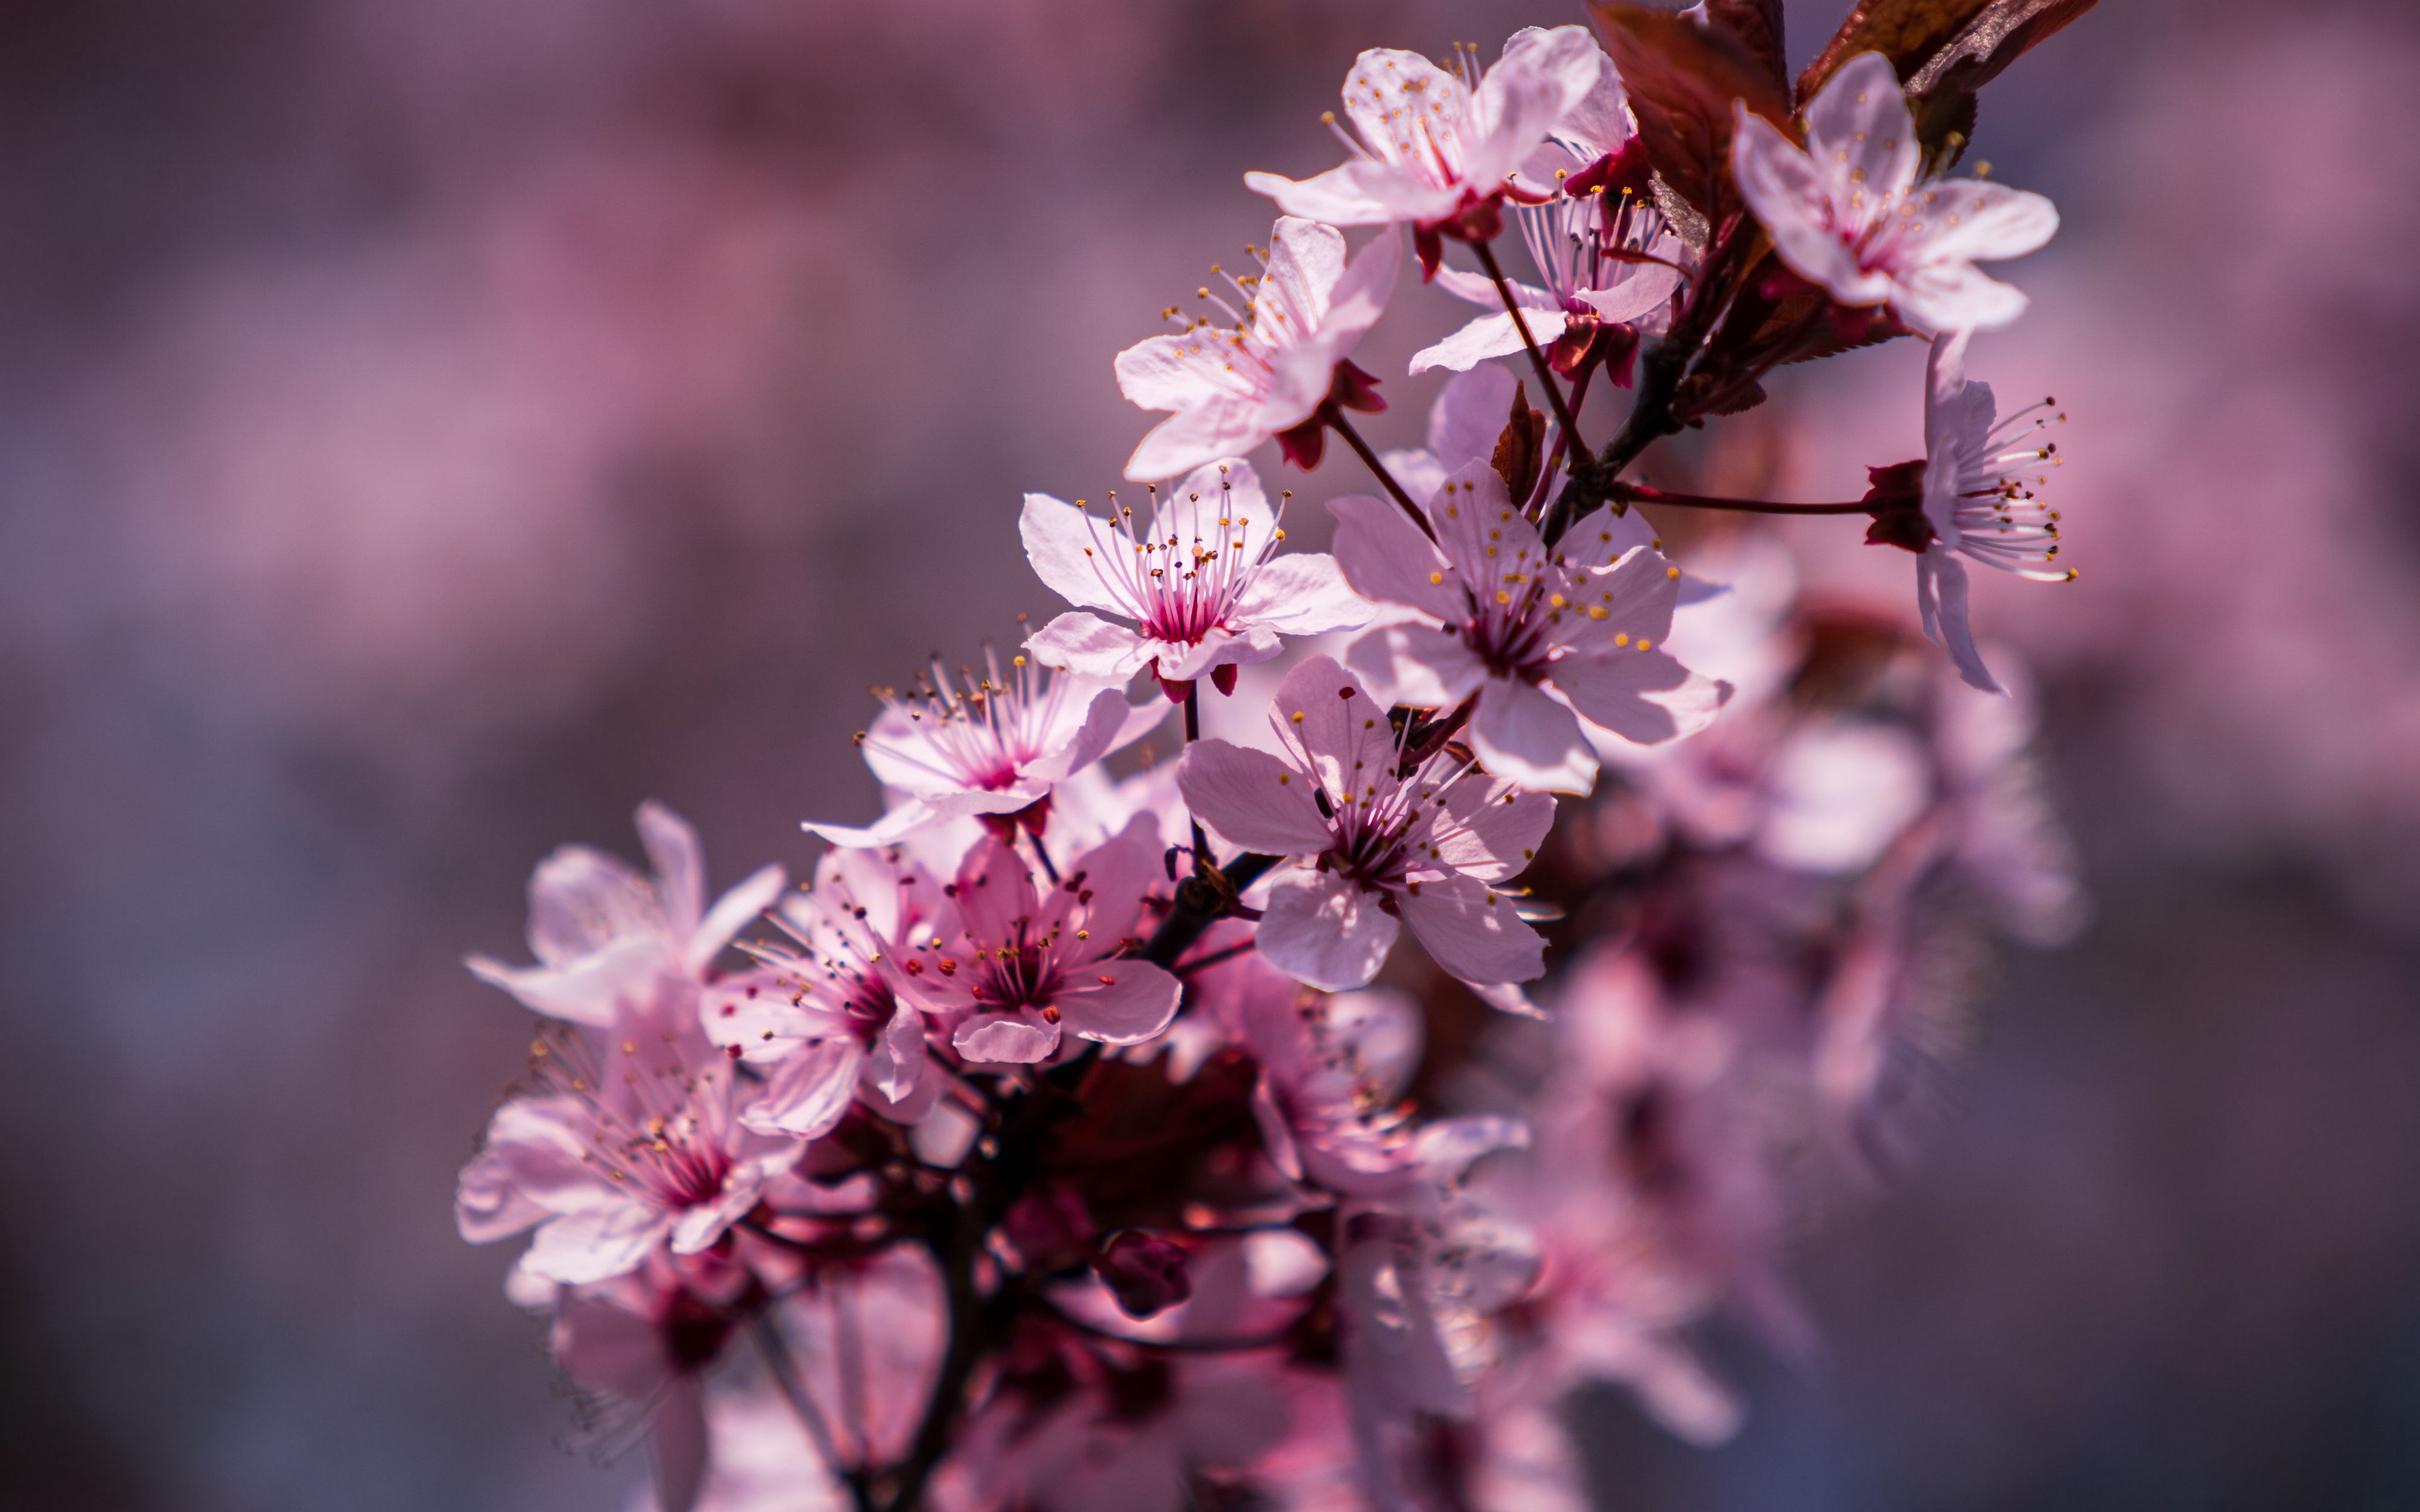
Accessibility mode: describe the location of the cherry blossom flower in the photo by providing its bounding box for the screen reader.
[979,1355,1293,1512]
[1333,461,1727,793]
[543,1256,756,1512]
[1414,55,1686,375]
[1114,217,1400,482]
[468,801,785,1028]
[1246,28,1605,277]
[1176,655,1554,990]
[804,646,1165,847]
[1337,1118,1538,1505]
[901,816,1182,1065]
[455,1011,809,1286]
[1020,457,1371,694]
[1730,52,2058,335]
[1911,330,2071,693]
[1236,985,1432,1199]
[703,845,961,1130]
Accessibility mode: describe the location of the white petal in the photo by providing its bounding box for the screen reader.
[1400,874,1545,984]
[1020,493,1132,614]
[1470,677,1597,793]
[1255,869,1399,991]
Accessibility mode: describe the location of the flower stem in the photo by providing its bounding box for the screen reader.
[754,1312,873,1512]
[1614,481,1876,515]
[1531,362,1596,519]
[1470,238,1586,455]
[1182,685,1213,869]
[1327,409,1434,539]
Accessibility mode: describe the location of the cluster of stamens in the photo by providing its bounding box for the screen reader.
[853,638,1067,793]
[1063,465,1292,648]
[1946,398,2074,582]
[527,1024,733,1209]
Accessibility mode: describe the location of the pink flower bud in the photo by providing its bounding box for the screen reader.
[1095,1230,1192,1319]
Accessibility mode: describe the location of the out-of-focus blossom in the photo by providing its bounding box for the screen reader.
[1021,457,1369,693]
[1908,330,2071,692]
[1338,1117,1538,1505]
[1247,28,1603,277]
[1731,53,2058,335]
[804,648,1164,847]
[1114,217,1399,481]
[548,1255,758,1512]
[455,1014,808,1285]
[1334,461,1725,793]
[1178,656,1553,990]
[979,1354,1293,1512]
[1415,52,1685,375]
[468,802,785,1026]
[902,817,1182,1063]
[705,845,961,1128]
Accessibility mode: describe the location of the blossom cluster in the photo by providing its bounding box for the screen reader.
[453,8,2092,1509]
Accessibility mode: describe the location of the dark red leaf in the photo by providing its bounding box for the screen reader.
[1797,0,1993,100]
[1588,3,1792,222]
[1704,0,1789,96]
[1908,0,2097,166]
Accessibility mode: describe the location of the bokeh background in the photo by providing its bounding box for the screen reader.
[4,1,2418,1508]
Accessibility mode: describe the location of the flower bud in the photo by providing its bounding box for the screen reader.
[1095,1230,1192,1319]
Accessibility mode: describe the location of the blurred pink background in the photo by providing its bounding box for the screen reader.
[4,1,2418,1507]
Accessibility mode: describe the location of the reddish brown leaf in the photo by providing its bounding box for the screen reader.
[1704,0,1789,96]
[1908,0,2097,94]
[1797,0,1993,101]
[1908,0,2097,166]
[1588,3,1793,222]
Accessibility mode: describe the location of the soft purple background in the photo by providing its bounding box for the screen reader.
[3,2,2417,1508]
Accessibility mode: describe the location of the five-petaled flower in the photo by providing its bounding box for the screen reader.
[455,1012,808,1286]
[703,844,961,1130]
[1247,27,1606,278]
[467,801,785,1028]
[1731,52,2058,335]
[1177,655,1555,992]
[1115,217,1400,482]
[1332,461,1727,794]
[805,646,1165,848]
[1021,457,1372,698]
[1907,329,2071,693]
[1415,42,1684,377]
[902,816,1184,1064]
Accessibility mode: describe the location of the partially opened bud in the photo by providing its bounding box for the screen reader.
[1095,1230,1192,1319]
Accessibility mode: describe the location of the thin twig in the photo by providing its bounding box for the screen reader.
[1327,410,1434,539]
[754,1311,874,1512]
[1471,238,1586,455]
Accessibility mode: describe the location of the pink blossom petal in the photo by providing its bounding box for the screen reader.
[1895,256,2032,336]
[1126,394,1270,484]
[1177,739,1334,856]
[1346,622,1486,710]
[1020,493,1133,614]
[1233,551,1374,636]
[1429,364,1520,471]
[1113,333,1226,413]
[1428,777,1555,881]
[1328,494,1459,621]
[1918,549,2003,693]
[1400,874,1545,984]
[683,863,785,978]
[1801,52,1919,203]
[1466,26,1605,188]
[1057,959,1184,1045]
[1550,647,1712,745]
[740,1036,865,1137]
[1242,163,1396,226]
[466,937,660,1026]
[867,1002,931,1104]
[1024,611,1153,679]
[1409,310,1566,376]
[1915,180,2060,265]
[1256,868,1399,990]
[799,800,936,850]
[953,1008,1062,1065]
[1470,676,1597,794]
[524,1205,678,1286]
[635,801,707,941]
